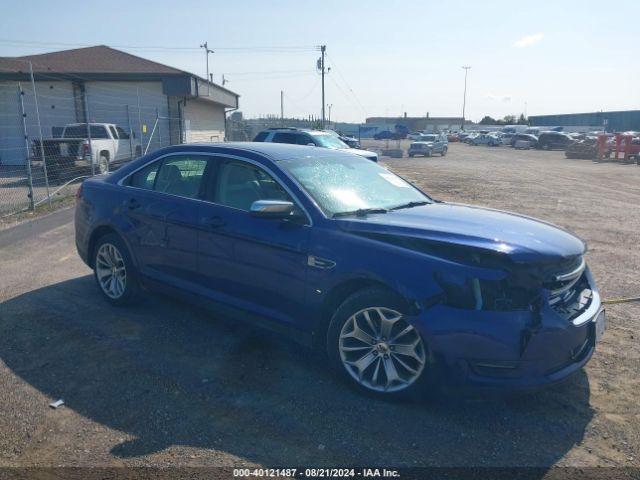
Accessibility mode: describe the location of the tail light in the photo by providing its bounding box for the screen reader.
[76,182,83,200]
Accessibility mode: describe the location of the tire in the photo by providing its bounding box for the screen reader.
[326,287,432,399]
[98,154,109,174]
[93,233,140,306]
[426,150,432,157]
[441,147,447,156]
[542,143,550,151]
[408,153,414,158]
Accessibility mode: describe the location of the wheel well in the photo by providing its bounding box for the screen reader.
[87,226,118,268]
[313,279,410,351]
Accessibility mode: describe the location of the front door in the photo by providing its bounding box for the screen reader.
[198,157,310,326]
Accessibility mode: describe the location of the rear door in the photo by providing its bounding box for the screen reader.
[197,157,310,326]
[121,154,212,288]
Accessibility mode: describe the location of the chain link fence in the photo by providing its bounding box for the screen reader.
[0,76,183,217]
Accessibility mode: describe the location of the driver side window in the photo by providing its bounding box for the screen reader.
[213,161,292,211]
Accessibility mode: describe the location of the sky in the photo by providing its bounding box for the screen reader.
[0,0,638,123]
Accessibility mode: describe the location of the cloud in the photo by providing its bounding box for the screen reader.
[485,94,512,103]
[513,32,544,48]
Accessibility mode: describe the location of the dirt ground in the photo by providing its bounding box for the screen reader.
[0,142,638,473]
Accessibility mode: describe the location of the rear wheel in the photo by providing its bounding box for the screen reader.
[93,233,139,306]
[98,154,109,174]
[327,288,431,398]
[441,147,448,156]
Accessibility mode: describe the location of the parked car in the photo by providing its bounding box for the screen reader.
[447,133,460,142]
[253,127,378,162]
[500,133,515,145]
[537,132,574,150]
[463,132,479,144]
[76,143,605,398]
[339,135,361,149]
[407,134,448,157]
[33,123,142,176]
[373,130,400,140]
[470,134,501,146]
[509,134,539,148]
[407,132,424,141]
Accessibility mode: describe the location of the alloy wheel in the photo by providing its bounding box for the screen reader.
[339,307,426,392]
[95,243,127,299]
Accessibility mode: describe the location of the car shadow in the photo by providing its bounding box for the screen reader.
[0,275,594,468]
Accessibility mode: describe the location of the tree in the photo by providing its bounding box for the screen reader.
[479,115,497,125]
[502,115,516,124]
[517,113,528,125]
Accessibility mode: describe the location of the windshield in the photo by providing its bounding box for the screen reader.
[420,135,437,141]
[279,154,430,215]
[310,133,349,149]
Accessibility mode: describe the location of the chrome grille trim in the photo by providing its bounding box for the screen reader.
[554,257,585,282]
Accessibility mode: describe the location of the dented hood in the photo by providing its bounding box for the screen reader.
[336,203,585,263]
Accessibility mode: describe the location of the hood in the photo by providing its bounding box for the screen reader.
[336,203,585,264]
[410,141,434,146]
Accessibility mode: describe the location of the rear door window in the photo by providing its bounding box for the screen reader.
[154,156,209,199]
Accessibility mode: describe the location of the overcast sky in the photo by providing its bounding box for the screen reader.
[1,0,638,123]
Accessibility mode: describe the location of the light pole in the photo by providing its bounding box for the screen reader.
[200,42,214,96]
[461,66,471,131]
[327,103,333,124]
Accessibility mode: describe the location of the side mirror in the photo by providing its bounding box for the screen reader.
[250,200,296,219]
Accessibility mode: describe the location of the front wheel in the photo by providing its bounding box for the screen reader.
[441,147,447,156]
[327,288,430,398]
[93,233,140,306]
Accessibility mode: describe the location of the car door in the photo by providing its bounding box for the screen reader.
[122,153,211,288]
[197,156,310,326]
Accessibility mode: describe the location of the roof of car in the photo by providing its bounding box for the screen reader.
[165,142,365,161]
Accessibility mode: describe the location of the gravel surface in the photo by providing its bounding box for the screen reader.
[0,142,638,470]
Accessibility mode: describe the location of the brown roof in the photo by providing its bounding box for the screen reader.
[0,45,184,75]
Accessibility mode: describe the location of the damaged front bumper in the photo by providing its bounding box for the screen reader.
[411,267,604,389]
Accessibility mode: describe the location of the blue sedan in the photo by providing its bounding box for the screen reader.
[75,142,605,398]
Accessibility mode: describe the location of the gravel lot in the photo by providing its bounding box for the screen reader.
[0,142,638,471]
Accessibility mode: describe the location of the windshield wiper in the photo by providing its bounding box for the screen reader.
[333,207,388,218]
[389,201,430,211]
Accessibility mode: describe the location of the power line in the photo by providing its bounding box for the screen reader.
[0,38,319,53]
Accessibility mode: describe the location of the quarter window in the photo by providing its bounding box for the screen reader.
[129,161,159,190]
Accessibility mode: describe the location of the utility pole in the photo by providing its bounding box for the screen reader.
[319,45,326,128]
[200,42,214,96]
[280,90,284,126]
[461,66,471,131]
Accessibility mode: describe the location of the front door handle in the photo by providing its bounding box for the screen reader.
[203,216,226,229]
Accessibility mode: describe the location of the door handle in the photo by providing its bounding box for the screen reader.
[203,216,226,229]
[127,198,141,210]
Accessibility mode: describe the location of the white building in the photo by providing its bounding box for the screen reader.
[0,45,239,165]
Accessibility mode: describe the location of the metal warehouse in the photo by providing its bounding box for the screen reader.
[529,110,640,132]
[0,46,239,165]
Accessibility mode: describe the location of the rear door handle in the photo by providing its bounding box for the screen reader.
[127,198,141,210]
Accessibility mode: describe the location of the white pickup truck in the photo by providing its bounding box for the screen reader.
[33,123,142,175]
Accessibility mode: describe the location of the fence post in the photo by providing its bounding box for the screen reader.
[126,104,133,158]
[83,86,94,175]
[17,83,35,211]
[137,87,143,150]
[156,107,162,148]
[28,61,51,205]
